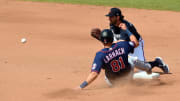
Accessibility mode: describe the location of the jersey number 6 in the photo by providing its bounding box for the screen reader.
[110,57,125,72]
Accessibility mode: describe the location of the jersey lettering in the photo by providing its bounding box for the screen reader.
[110,57,125,72]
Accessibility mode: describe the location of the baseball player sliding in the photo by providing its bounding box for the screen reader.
[78,29,169,89]
[91,7,170,74]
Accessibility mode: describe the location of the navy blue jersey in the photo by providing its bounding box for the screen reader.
[110,20,141,41]
[91,41,135,78]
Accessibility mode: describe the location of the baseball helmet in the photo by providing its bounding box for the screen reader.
[100,29,114,44]
[106,8,124,21]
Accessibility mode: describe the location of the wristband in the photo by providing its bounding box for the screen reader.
[80,81,88,88]
[125,29,132,37]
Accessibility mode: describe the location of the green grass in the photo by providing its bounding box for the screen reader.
[24,0,180,11]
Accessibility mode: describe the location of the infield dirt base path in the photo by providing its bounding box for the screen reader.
[0,0,180,101]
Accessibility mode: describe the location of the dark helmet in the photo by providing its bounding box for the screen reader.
[100,29,114,44]
[106,8,124,21]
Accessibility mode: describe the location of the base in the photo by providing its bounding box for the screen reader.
[133,71,160,79]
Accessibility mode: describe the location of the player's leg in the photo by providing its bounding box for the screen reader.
[128,56,170,74]
[148,57,170,73]
[129,38,145,61]
[128,56,151,72]
[129,38,169,74]
[128,56,160,79]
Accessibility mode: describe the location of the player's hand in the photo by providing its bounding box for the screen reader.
[119,23,127,30]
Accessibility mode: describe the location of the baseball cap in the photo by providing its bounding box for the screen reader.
[106,8,122,17]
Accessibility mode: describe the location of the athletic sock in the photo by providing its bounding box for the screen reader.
[148,61,159,68]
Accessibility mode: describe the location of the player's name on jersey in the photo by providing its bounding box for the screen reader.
[104,48,125,63]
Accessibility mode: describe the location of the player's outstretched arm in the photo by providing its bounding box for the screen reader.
[119,23,139,47]
[129,35,139,47]
[78,72,99,89]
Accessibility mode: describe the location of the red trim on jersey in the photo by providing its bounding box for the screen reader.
[91,70,100,74]
[99,43,118,53]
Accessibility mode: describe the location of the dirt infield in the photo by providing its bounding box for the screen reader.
[0,0,180,101]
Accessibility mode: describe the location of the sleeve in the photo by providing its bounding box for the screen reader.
[128,41,135,53]
[91,53,104,73]
[128,24,141,41]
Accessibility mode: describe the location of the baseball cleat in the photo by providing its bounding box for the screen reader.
[155,57,170,74]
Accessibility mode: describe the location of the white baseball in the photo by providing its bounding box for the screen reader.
[21,38,27,43]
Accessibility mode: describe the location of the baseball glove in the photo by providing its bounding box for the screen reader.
[90,28,101,41]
